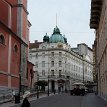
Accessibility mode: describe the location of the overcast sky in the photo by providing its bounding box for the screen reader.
[28,0,95,48]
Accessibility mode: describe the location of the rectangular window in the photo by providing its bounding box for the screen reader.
[59,70,62,76]
[59,52,62,56]
[51,61,54,67]
[59,61,62,67]
[51,70,54,76]
[42,61,45,67]
[42,70,45,76]
[73,65,75,70]
[51,52,54,57]
[35,62,38,68]
[36,53,38,59]
[42,52,45,58]
[29,54,32,59]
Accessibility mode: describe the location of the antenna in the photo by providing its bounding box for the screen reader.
[56,13,57,26]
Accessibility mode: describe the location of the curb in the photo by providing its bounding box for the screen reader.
[0,93,57,107]
[0,99,12,105]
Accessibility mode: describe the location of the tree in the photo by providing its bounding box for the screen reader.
[34,80,48,91]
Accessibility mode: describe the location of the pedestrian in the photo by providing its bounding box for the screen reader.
[12,90,15,102]
[21,91,30,107]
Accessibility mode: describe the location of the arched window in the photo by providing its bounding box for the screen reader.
[14,44,18,52]
[0,34,5,45]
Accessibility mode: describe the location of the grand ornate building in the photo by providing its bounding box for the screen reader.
[0,0,34,94]
[29,26,93,92]
[90,0,107,101]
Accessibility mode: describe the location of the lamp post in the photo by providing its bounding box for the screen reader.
[65,76,67,93]
[64,68,67,93]
[47,75,49,96]
[53,75,55,94]
[37,73,39,99]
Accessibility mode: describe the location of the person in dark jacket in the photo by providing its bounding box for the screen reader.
[21,91,30,107]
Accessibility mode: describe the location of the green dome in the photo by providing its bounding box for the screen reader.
[43,33,49,42]
[50,26,65,43]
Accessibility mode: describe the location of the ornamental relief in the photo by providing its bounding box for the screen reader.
[57,44,63,48]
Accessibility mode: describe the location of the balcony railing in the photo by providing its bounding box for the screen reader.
[48,75,66,79]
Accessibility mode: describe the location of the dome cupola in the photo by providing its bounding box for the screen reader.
[49,26,65,43]
[43,33,49,42]
[53,26,61,34]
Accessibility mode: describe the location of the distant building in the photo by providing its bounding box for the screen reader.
[0,0,33,94]
[90,0,107,101]
[29,26,93,92]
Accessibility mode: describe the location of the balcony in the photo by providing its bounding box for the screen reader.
[48,75,56,80]
[90,19,99,29]
[58,75,65,79]
[90,0,102,29]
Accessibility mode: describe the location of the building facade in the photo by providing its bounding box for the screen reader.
[90,0,107,101]
[0,0,33,94]
[29,26,93,92]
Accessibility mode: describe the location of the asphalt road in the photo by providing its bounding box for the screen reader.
[12,93,107,107]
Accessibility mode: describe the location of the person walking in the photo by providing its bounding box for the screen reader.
[12,90,15,103]
[21,91,30,107]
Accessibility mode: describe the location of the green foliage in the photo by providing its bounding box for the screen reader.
[34,80,48,87]
[34,80,48,91]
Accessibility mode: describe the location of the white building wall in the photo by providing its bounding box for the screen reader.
[29,42,93,91]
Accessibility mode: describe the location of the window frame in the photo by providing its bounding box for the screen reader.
[13,44,18,53]
[0,34,5,45]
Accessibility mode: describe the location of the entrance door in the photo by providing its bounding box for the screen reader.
[51,80,55,92]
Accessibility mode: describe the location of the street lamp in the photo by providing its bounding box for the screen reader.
[47,75,49,96]
[37,72,39,99]
[65,76,67,93]
[53,75,55,94]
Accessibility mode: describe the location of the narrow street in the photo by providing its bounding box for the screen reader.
[12,93,107,107]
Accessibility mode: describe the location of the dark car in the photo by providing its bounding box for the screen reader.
[70,82,85,96]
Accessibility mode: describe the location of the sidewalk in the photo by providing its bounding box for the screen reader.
[0,93,56,107]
